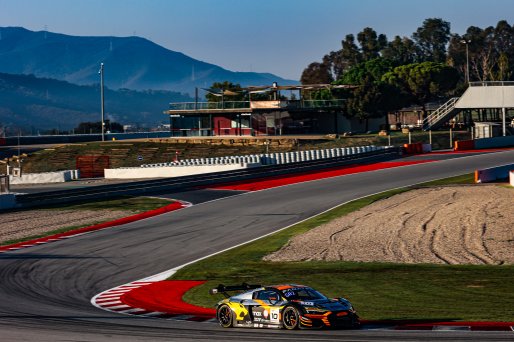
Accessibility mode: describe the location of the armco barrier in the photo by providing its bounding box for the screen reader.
[474,135,514,149]
[475,163,514,183]
[454,140,475,151]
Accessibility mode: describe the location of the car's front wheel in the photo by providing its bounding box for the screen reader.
[282,306,300,330]
[216,304,233,328]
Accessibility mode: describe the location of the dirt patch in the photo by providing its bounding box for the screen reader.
[265,185,514,265]
[0,209,133,244]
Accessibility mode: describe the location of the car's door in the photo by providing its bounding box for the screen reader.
[251,290,283,325]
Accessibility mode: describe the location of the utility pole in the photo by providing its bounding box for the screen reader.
[99,63,105,141]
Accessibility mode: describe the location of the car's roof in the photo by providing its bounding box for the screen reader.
[266,284,309,291]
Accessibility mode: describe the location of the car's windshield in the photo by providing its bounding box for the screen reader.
[281,287,326,301]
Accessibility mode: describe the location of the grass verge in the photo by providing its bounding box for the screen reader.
[172,173,514,321]
[0,196,175,246]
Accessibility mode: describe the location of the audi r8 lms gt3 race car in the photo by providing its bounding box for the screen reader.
[210,283,359,330]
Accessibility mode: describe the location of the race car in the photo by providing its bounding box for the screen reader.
[210,283,359,329]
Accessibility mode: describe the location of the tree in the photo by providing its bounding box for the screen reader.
[300,62,333,84]
[382,62,459,117]
[339,58,394,84]
[381,36,418,65]
[336,58,408,130]
[492,20,514,80]
[497,52,512,80]
[205,81,245,102]
[357,27,387,61]
[412,18,451,62]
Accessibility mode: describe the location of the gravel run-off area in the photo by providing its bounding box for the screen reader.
[0,209,133,244]
[265,185,514,265]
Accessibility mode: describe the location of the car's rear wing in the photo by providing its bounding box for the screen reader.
[209,283,262,297]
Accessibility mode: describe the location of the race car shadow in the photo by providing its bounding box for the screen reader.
[361,318,463,329]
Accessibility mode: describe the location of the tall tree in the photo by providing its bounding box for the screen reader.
[381,36,418,65]
[412,18,451,62]
[357,27,386,61]
[382,62,459,117]
[337,58,408,130]
[340,34,362,71]
[300,62,333,84]
[493,20,514,80]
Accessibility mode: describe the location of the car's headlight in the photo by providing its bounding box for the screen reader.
[304,307,328,314]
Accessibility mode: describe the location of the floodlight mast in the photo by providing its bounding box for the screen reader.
[99,63,105,141]
[460,39,471,84]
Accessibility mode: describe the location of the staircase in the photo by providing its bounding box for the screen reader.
[422,97,461,131]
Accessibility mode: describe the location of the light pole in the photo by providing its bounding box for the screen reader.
[460,39,471,84]
[99,63,105,141]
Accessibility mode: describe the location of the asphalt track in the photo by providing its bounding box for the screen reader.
[1,150,514,341]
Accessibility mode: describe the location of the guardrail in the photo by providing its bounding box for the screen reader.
[12,147,401,209]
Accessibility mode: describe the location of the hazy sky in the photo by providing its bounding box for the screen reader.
[1,0,513,80]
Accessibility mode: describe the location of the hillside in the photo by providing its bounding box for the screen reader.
[0,72,191,131]
[0,27,296,92]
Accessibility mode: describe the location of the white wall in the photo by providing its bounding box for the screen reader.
[104,163,260,179]
[9,170,80,184]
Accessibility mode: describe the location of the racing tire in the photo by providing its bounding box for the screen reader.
[282,306,300,330]
[216,304,233,328]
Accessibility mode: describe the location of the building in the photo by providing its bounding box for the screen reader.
[164,84,385,136]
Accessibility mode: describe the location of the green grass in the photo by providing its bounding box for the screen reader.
[415,173,475,186]
[172,176,514,321]
[0,196,175,246]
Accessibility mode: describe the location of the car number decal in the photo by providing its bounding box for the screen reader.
[270,308,280,323]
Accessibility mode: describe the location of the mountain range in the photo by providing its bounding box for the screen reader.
[0,27,296,93]
[0,72,191,132]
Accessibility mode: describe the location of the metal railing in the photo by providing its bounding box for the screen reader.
[169,99,347,111]
[169,101,250,111]
[422,97,459,130]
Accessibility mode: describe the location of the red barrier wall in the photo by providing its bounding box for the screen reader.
[454,140,475,151]
[403,143,423,154]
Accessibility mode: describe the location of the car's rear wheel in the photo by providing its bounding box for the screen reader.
[216,304,233,328]
[282,306,300,330]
